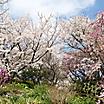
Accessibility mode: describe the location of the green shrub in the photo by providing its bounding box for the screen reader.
[67,95,96,104]
[19,67,48,84]
[71,80,98,97]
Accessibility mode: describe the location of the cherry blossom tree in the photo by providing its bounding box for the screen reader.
[61,13,104,100]
[62,12,104,82]
[0,13,63,81]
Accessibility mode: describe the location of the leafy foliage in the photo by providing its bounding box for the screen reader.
[67,95,95,104]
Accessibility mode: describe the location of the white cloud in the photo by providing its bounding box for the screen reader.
[8,0,96,18]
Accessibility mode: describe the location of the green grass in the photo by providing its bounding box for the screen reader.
[0,82,96,104]
[0,83,52,104]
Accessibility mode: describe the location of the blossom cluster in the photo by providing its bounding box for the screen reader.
[0,68,11,85]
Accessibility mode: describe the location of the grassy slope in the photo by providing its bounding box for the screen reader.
[0,82,96,104]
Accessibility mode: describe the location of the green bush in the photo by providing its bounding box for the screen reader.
[67,95,96,104]
[19,67,49,84]
[71,80,98,97]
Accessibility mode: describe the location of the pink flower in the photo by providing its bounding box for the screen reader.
[0,68,11,85]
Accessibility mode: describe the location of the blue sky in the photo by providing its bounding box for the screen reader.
[8,0,104,19]
[80,0,104,19]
